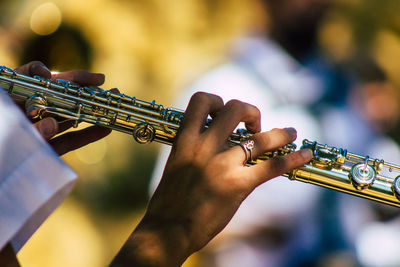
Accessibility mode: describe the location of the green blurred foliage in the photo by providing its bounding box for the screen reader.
[72,145,157,215]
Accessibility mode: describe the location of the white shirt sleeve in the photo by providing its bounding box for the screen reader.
[0,89,77,252]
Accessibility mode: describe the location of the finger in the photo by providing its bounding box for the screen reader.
[179,92,224,138]
[16,61,51,79]
[49,126,111,155]
[52,70,105,86]
[109,88,120,93]
[249,149,313,187]
[204,100,261,147]
[38,89,119,136]
[38,90,120,133]
[33,117,59,141]
[226,127,297,164]
[35,112,76,132]
[57,120,76,133]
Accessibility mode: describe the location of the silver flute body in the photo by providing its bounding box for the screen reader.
[2,65,400,207]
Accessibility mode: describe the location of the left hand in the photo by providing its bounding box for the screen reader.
[15,61,112,155]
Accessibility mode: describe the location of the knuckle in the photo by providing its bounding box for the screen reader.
[191,92,209,104]
[252,105,261,117]
[241,104,252,115]
[243,105,261,123]
[225,100,246,117]
[226,99,243,110]
[190,92,223,109]
[270,127,281,133]
[226,101,259,118]
[192,91,207,99]
[212,94,224,106]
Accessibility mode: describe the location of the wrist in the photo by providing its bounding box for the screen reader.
[111,218,191,267]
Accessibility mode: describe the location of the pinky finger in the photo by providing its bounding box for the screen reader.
[250,149,313,187]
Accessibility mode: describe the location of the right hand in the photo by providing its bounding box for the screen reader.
[112,92,313,266]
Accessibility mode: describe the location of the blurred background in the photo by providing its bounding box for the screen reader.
[1,0,400,266]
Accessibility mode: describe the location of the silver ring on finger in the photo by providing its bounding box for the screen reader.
[239,139,255,165]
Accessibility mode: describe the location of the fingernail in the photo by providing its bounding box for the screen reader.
[109,88,120,93]
[300,149,313,161]
[95,73,105,84]
[284,127,297,138]
[41,64,50,72]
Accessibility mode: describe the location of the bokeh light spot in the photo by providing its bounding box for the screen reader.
[30,2,62,36]
[75,138,108,165]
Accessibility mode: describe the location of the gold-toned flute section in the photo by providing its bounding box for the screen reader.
[1,65,400,207]
[251,139,400,207]
[294,140,400,207]
[289,164,400,208]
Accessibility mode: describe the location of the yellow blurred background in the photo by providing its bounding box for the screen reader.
[0,0,400,266]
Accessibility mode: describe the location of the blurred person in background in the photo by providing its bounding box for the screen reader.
[0,61,312,266]
[151,0,400,266]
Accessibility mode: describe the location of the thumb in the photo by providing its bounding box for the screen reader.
[33,117,59,141]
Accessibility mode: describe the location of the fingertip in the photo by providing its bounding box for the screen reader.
[16,61,51,78]
[86,72,105,86]
[94,73,105,85]
[100,126,112,137]
[284,127,297,141]
[245,123,261,134]
[31,61,51,79]
[37,117,59,140]
[299,148,313,161]
[88,125,112,140]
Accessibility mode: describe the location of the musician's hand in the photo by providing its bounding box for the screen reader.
[111,92,313,266]
[15,61,111,155]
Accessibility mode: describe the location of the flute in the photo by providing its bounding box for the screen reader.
[1,65,400,207]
